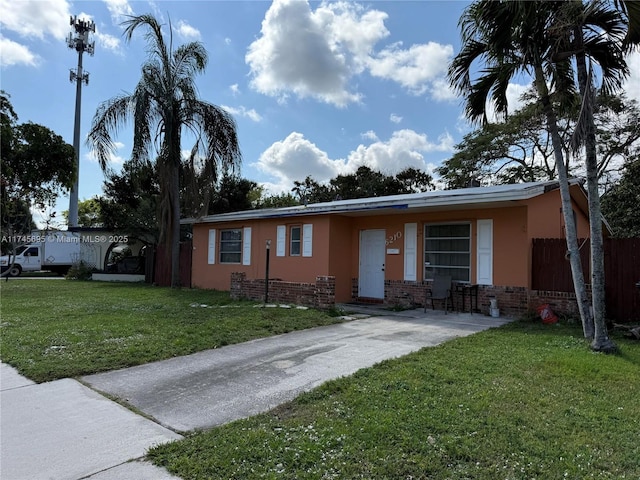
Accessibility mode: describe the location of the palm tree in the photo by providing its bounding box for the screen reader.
[615,0,640,48]
[554,0,628,352]
[88,14,241,287]
[448,1,594,338]
[450,1,633,351]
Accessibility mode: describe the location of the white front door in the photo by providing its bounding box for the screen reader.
[359,229,386,299]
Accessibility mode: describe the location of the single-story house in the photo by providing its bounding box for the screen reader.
[184,179,595,317]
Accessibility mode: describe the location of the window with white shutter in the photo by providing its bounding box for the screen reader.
[302,224,313,257]
[208,229,216,264]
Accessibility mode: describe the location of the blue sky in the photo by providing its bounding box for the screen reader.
[1,0,639,228]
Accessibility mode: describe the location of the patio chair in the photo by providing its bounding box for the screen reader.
[424,275,453,314]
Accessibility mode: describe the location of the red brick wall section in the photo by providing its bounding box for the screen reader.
[230,272,246,300]
[526,289,590,318]
[230,272,336,309]
[314,276,335,309]
[355,278,586,318]
[384,280,429,308]
[234,273,585,318]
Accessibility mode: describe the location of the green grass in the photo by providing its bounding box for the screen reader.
[0,280,344,382]
[148,321,640,479]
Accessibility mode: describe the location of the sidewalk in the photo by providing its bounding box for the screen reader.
[1,308,511,480]
[0,363,181,480]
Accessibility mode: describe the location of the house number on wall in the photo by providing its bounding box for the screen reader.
[385,231,402,246]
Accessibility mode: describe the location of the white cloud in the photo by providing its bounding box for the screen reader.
[430,77,457,102]
[103,0,134,23]
[255,132,341,193]
[246,0,454,107]
[361,130,379,141]
[367,41,454,95]
[624,51,640,103]
[255,129,454,192]
[221,105,263,122]
[175,20,201,41]
[345,129,453,173]
[95,31,120,52]
[224,37,232,46]
[246,0,368,107]
[230,84,240,95]
[389,113,402,124]
[0,0,71,40]
[0,36,39,67]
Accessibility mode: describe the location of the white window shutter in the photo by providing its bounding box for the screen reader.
[242,227,252,265]
[476,219,493,285]
[276,225,286,257]
[302,224,313,257]
[208,229,216,264]
[403,223,417,281]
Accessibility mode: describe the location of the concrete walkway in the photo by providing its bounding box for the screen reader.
[0,363,181,480]
[1,308,511,479]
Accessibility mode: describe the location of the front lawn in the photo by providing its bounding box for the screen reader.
[148,321,640,479]
[0,280,343,382]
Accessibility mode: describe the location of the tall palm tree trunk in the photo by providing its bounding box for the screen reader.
[534,63,594,338]
[573,32,616,351]
[170,161,181,288]
[168,113,182,289]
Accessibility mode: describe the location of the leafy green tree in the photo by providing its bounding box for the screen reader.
[88,14,241,288]
[1,91,75,237]
[438,101,566,188]
[256,192,299,209]
[395,167,435,193]
[292,176,333,204]
[438,93,639,190]
[601,155,640,237]
[290,167,434,204]
[330,166,402,199]
[99,160,161,245]
[596,94,640,188]
[62,198,103,227]
[208,174,258,214]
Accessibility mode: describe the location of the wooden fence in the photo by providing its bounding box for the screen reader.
[532,238,640,322]
[151,241,193,287]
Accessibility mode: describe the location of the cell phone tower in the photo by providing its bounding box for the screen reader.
[67,16,95,228]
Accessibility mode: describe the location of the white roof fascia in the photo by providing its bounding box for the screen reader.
[182,179,581,225]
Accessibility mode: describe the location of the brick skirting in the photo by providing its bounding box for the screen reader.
[230,272,335,309]
[231,273,585,317]
[371,279,587,318]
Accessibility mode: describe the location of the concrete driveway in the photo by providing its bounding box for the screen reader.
[82,310,511,433]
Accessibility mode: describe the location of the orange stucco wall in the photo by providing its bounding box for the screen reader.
[327,216,355,303]
[526,187,590,239]
[347,206,529,288]
[190,187,593,300]
[192,216,332,291]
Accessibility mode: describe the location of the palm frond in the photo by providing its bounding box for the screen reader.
[87,94,133,171]
[172,42,208,81]
[122,14,171,71]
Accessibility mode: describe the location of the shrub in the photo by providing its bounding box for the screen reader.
[65,261,95,281]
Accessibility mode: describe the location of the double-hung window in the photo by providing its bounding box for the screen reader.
[290,226,301,256]
[220,229,242,263]
[424,223,470,282]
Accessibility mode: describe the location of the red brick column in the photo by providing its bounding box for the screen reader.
[230,272,246,300]
[315,276,336,309]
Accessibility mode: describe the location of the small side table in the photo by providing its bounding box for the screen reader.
[456,283,479,314]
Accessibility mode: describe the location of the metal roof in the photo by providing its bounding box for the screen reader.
[182,178,585,225]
